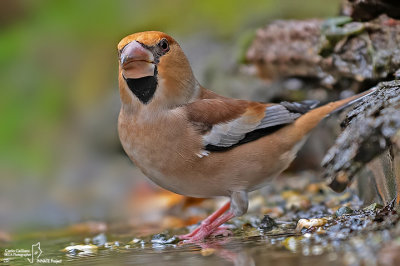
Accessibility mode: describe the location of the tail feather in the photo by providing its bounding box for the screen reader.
[327,86,377,116]
[293,86,378,137]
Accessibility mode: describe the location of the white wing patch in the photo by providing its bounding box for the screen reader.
[203,115,259,147]
[196,150,210,158]
[203,105,300,148]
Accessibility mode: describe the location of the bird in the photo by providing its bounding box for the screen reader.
[116,31,376,242]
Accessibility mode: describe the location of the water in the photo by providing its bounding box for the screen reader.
[2,179,397,265]
[2,230,345,266]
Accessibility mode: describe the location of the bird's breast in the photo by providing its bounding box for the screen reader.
[118,109,209,195]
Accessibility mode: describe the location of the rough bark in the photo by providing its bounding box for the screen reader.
[246,15,400,91]
[322,80,400,197]
[341,0,400,21]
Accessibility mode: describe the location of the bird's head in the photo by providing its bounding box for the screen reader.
[117,31,198,109]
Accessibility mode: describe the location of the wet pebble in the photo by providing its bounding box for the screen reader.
[62,244,98,256]
[129,238,142,245]
[296,218,328,231]
[259,215,277,231]
[92,233,107,246]
[151,233,180,244]
[335,206,353,217]
[363,203,383,211]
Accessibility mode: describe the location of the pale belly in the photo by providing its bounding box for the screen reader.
[118,111,309,198]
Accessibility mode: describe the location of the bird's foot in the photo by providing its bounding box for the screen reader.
[177,225,233,242]
[177,202,235,242]
[179,225,232,243]
[210,226,233,238]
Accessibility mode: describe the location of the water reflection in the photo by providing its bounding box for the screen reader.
[195,238,255,266]
[179,235,338,266]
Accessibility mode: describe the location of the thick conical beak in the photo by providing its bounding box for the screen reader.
[120,41,155,79]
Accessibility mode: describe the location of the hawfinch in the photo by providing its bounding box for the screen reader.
[117,31,375,241]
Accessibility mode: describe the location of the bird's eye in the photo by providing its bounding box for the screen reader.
[159,39,169,53]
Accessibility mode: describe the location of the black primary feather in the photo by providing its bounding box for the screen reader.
[205,100,319,152]
[280,100,319,114]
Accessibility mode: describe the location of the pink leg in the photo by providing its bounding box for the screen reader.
[177,202,231,240]
[183,211,235,242]
[210,226,233,237]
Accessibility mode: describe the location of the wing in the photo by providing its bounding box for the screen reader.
[185,98,318,152]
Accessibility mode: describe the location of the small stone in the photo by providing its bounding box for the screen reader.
[92,233,107,246]
[296,218,328,231]
[151,234,179,244]
[363,203,383,211]
[62,244,98,254]
[259,215,277,231]
[129,238,141,244]
[335,206,353,217]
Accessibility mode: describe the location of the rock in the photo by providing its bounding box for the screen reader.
[62,244,98,256]
[92,233,107,246]
[363,203,384,211]
[336,206,354,216]
[129,238,142,245]
[259,215,277,231]
[296,218,328,231]
[150,234,179,245]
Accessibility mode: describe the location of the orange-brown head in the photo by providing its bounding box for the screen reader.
[117,31,198,109]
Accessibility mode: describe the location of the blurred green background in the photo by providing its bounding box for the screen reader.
[0,0,340,232]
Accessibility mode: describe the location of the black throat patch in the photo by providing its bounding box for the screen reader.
[123,67,158,104]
